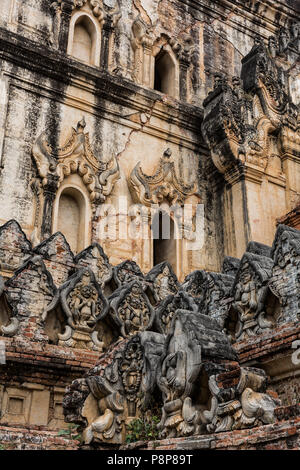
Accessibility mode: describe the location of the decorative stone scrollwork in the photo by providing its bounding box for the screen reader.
[75,243,113,288]
[109,281,155,337]
[2,255,55,340]
[32,118,120,204]
[43,267,109,350]
[203,367,280,433]
[129,149,199,206]
[146,262,179,303]
[181,270,208,305]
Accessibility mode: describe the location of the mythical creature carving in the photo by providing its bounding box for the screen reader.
[64,333,165,445]
[109,281,154,337]
[146,262,179,303]
[269,224,300,323]
[202,37,299,175]
[75,243,113,288]
[229,253,275,341]
[2,256,55,340]
[129,149,199,206]
[43,268,109,350]
[203,367,280,433]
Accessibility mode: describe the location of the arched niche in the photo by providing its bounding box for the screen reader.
[151,208,178,275]
[52,176,91,254]
[152,44,179,99]
[67,12,101,66]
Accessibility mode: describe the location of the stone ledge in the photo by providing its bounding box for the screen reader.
[120,411,300,450]
[0,424,79,450]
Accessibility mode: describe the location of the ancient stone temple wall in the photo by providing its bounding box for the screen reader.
[0,0,299,451]
[0,0,298,280]
[0,219,298,449]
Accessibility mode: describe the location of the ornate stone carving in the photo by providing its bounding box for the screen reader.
[146,262,179,303]
[203,367,280,433]
[181,269,208,304]
[32,118,120,204]
[230,253,274,341]
[109,281,154,337]
[200,272,234,329]
[129,149,199,206]
[222,256,240,277]
[269,224,300,324]
[64,332,165,445]
[75,243,113,288]
[157,310,236,439]
[113,260,144,288]
[155,292,198,335]
[202,38,299,175]
[43,268,109,350]
[33,232,75,287]
[53,0,121,26]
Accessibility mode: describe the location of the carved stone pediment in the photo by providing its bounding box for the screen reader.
[229,252,274,341]
[181,269,208,306]
[109,281,155,337]
[146,262,179,303]
[33,232,75,287]
[203,366,280,434]
[113,260,144,288]
[222,256,240,277]
[52,0,121,26]
[75,243,113,288]
[44,267,109,350]
[201,272,234,328]
[157,310,236,439]
[0,220,32,274]
[2,256,55,340]
[154,291,197,335]
[269,224,300,323]
[129,149,199,206]
[32,118,120,203]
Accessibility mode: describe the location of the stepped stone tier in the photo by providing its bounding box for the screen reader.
[0,219,298,449]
